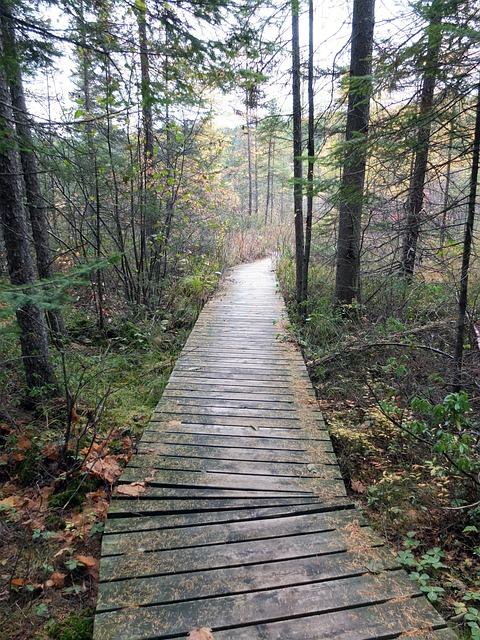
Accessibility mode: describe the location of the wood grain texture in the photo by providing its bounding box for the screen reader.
[94,259,456,639]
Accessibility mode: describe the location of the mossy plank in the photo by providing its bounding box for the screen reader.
[97,547,398,611]
[93,571,418,640]
[139,432,332,451]
[98,526,383,581]
[106,495,331,517]
[144,423,330,440]
[135,442,337,464]
[211,598,456,640]
[115,468,345,496]
[103,502,353,534]
[125,455,342,479]
[161,396,296,410]
[101,509,363,556]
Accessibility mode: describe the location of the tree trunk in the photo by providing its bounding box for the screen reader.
[334,0,375,306]
[301,0,315,303]
[136,1,157,254]
[440,116,455,249]
[292,0,304,304]
[1,6,66,342]
[264,135,273,226]
[0,38,56,395]
[78,10,105,329]
[453,79,480,390]
[400,2,442,280]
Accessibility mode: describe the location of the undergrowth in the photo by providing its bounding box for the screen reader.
[277,253,480,639]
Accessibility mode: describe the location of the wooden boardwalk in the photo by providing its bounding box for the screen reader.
[94,259,456,640]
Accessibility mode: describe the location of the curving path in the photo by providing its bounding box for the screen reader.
[93,259,456,640]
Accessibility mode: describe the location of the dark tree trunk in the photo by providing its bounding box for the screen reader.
[0,41,56,394]
[264,136,273,226]
[440,116,455,249]
[136,1,157,251]
[334,0,375,306]
[292,0,304,304]
[301,0,315,303]
[453,79,480,390]
[1,6,65,342]
[400,2,442,280]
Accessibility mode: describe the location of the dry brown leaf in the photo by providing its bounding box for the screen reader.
[351,480,367,494]
[76,555,99,579]
[11,577,25,588]
[42,445,60,461]
[116,482,146,497]
[187,629,215,640]
[144,471,156,484]
[0,495,23,509]
[45,571,66,589]
[16,435,32,450]
[167,420,182,428]
[86,455,122,484]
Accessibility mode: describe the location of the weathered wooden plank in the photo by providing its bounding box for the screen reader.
[94,571,419,640]
[167,376,293,390]
[99,526,383,581]
[116,468,344,496]
[135,442,338,464]
[212,598,456,640]
[156,404,300,420]
[107,496,337,517]
[160,396,296,410]
[101,509,365,556]
[162,389,296,402]
[148,414,317,430]
[144,423,329,440]
[139,432,333,451]
[97,546,398,612]
[103,502,354,534]
[126,454,342,479]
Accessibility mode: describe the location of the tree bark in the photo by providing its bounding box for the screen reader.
[0,33,56,394]
[400,1,442,280]
[301,0,315,303]
[1,5,65,341]
[292,0,304,304]
[334,0,375,306]
[453,79,480,390]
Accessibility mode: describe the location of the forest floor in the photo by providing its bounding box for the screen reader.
[0,309,194,640]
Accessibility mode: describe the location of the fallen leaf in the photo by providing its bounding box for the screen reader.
[167,420,182,428]
[0,495,23,509]
[143,471,156,484]
[116,482,146,497]
[45,571,66,588]
[187,629,215,640]
[86,455,122,484]
[75,555,99,579]
[11,577,24,588]
[16,435,32,450]
[351,480,367,494]
[42,445,60,461]
[75,555,96,568]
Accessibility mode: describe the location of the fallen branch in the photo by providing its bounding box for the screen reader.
[309,340,453,369]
